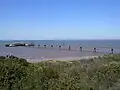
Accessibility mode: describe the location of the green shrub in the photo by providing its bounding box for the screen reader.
[0,54,120,90]
[0,55,29,90]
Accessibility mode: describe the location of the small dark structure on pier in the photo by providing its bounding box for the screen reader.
[5,42,35,47]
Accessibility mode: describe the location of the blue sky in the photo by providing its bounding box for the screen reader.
[0,0,120,40]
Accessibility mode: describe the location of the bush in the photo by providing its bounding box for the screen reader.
[0,55,29,90]
[0,54,120,90]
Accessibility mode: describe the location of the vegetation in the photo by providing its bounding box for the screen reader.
[0,54,120,90]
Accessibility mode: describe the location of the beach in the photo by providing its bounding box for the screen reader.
[0,40,120,62]
[28,56,101,63]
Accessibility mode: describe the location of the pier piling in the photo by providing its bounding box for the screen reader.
[111,48,114,54]
[51,45,53,47]
[38,44,40,48]
[93,48,97,53]
[80,47,82,51]
[59,45,61,49]
[68,46,71,50]
[44,45,46,48]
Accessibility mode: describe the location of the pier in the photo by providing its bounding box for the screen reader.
[4,42,120,54]
[2,42,120,62]
[22,43,120,54]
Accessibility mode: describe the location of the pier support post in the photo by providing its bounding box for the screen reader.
[80,47,82,51]
[68,46,71,50]
[111,48,114,54]
[38,44,40,48]
[51,45,53,48]
[44,45,46,48]
[93,48,97,53]
[59,45,61,50]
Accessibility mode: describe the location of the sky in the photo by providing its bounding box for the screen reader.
[0,0,120,40]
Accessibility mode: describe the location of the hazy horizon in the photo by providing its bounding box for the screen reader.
[1,38,120,41]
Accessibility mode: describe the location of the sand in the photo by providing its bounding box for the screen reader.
[26,56,102,63]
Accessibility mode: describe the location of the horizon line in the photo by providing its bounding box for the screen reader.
[0,39,120,41]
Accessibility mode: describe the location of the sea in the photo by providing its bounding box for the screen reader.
[1,40,120,48]
[0,40,120,62]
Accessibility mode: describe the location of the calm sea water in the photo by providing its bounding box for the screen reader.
[0,40,120,48]
[0,40,120,61]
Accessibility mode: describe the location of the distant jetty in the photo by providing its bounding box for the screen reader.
[5,42,35,47]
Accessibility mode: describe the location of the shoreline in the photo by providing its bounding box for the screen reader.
[27,55,102,63]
